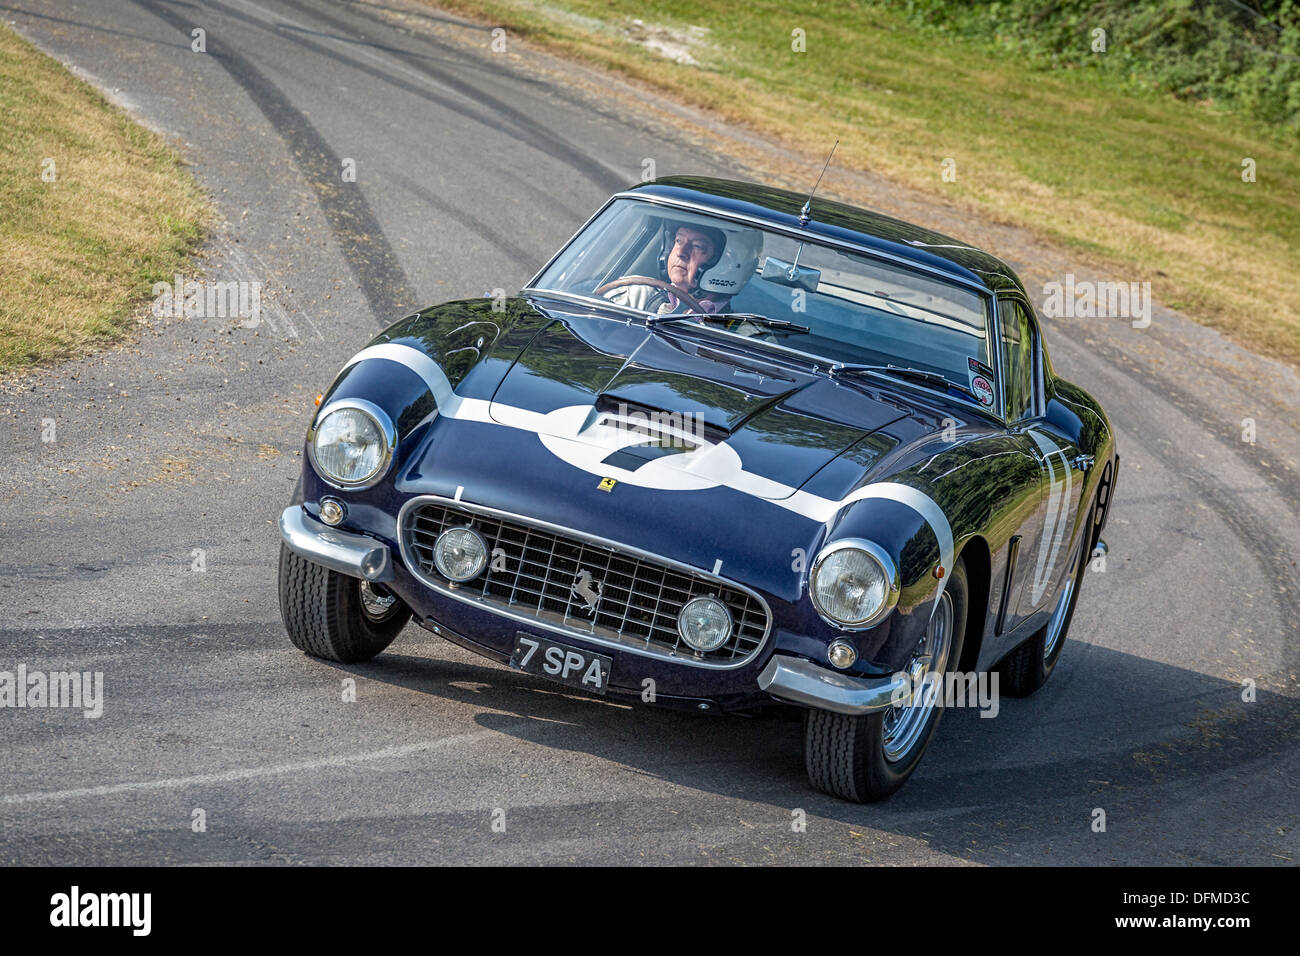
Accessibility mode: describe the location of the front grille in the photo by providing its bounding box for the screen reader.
[400,499,770,666]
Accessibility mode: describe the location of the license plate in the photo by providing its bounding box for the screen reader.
[510,632,612,695]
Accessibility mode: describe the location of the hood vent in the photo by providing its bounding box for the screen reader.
[592,393,730,447]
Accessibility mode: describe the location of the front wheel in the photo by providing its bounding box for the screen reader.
[803,557,968,802]
[278,544,410,663]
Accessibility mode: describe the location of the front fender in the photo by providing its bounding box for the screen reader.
[822,484,953,672]
[811,428,1030,673]
[313,297,554,445]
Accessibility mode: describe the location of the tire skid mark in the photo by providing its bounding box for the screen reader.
[385,168,538,268]
[915,694,1300,810]
[217,3,550,269]
[1053,329,1300,683]
[130,0,417,325]
[271,0,627,193]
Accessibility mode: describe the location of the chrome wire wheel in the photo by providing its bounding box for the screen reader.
[882,589,953,764]
[358,580,399,622]
[1044,533,1087,661]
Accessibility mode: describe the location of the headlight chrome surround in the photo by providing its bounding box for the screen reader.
[809,538,901,630]
[307,397,397,490]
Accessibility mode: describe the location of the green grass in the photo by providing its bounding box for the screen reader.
[897,0,1300,137]
[427,0,1300,366]
[0,24,208,372]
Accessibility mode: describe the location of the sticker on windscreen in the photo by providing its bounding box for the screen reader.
[967,358,996,407]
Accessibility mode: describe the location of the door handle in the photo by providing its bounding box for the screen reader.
[1070,454,1095,472]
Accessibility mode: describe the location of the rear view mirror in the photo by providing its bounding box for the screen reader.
[762,256,820,292]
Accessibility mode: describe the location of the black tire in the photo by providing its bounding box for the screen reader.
[278,543,410,663]
[998,502,1094,697]
[803,556,969,803]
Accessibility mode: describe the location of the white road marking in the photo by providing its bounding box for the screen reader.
[221,237,300,340]
[0,731,494,807]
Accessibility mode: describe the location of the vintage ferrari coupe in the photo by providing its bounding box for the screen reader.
[278,177,1117,801]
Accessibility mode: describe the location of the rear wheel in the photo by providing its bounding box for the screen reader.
[999,505,1093,697]
[278,544,410,663]
[803,557,968,802]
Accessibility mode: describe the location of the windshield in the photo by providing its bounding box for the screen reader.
[531,199,997,409]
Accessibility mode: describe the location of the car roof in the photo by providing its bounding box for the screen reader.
[624,176,1026,296]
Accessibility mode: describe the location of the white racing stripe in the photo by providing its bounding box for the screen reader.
[791,481,955,619]
[1028,430,1072,603]
[339,344,955,606]
[340,342,544,430]
[341,343,471,418]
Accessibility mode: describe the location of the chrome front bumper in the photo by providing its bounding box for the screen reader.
[278,506,394,582]
[758,655,910,715]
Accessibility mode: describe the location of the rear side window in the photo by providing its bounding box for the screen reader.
[999,299,1036,420]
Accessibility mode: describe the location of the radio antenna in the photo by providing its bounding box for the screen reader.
[798,139,838,227]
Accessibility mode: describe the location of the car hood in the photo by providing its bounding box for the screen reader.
[485,312,911,499]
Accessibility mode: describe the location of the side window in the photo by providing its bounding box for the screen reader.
[999,299,1037,420]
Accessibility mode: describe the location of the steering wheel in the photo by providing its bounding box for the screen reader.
[593,275,706,314]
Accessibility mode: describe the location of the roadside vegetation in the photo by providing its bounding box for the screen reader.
[429,0,1300,366]
[903,0,1300,137]
[0,24,207,373]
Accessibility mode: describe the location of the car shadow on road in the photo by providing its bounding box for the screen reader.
[330,633,1299,864]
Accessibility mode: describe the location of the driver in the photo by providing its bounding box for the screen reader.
[605,223,762,315]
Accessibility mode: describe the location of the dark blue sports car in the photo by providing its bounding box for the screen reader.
[278,177,1118,801]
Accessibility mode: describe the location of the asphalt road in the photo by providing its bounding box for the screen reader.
[1,0,1297,865]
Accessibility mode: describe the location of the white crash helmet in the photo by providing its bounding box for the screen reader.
[698,228,763,296]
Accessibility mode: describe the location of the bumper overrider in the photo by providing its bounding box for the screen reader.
[278,506,394,583]
[278,504,911,715]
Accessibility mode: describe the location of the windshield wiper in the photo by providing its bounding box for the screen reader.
[646,312,810,334]
[831,363,980,402]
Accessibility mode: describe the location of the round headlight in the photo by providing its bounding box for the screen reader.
[811,541,898,628]
[433,527,488,582]
[311,403,391,486]
[678,596,733,653]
